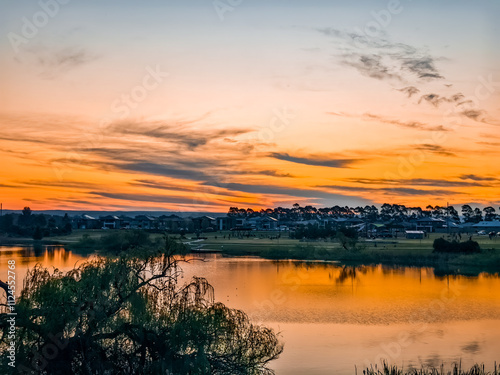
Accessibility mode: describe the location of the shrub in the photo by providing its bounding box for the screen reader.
[433,238,481,254]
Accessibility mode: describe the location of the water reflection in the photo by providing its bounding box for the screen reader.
[0,245,89,296]
[179,256,500,374]
[1,248,499,374]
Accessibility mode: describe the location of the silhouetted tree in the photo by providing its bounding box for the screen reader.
[473,208,483,223]
[461,205,474,223]
[0,237,283,374]
[32,226,43,241]
[483,206,496,221]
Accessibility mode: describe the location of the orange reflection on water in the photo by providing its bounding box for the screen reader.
[0,246,88,296]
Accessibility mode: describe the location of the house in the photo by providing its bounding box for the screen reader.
[158,214,184,232]
[472,221,500,232]
[133,215,158,229]
[119,216,134,229]
[74,214,100,229]
[234,217,247,228]
[405,230,425,239]
[413,217,446,232]
[294,218,321,228]
[217,216,237,231]
[259,216,278,230]
[192,216,216,231]
[100,215,121,229]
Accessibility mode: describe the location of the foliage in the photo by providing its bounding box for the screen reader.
[290,224,336,240]
[0,236,283,375]
[32,226,44,241]
[0,209,72,238]
[433,238,481,254]
[99,229,156,254]
[335,227,360,252]
[228,203,498,223]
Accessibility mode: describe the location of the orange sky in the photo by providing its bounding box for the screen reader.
[0,1,499,211]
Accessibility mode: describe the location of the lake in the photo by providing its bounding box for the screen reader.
[1,245,499,374]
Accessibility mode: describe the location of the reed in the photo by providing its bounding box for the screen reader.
[362,362,498,375]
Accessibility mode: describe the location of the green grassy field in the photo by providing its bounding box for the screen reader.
[3,229,500,274]
[188,231,500,254]
[185,230,500,274]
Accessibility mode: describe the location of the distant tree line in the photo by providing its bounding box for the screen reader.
[228,203,499,223]
[0,207,72,240]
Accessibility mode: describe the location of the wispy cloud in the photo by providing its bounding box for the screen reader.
[418,93,465,107]
[269,152,359,168]
[364,113,449,132]
[415,144,456,157]
[401,57,443,79]
[397,86,420,98]
[17,44,99,79]
[317,27,445,82]
[342,53,401,81]
[345,177,488,188]
[459,174,498,182]
[203,181,372,205]
[108,119,253,150]
[321,184,463,197]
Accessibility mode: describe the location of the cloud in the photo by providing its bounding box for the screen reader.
[129,179,254,199]
[269,152,359,168]
[90,191,221,206]
[108,119,253,150]
[230,170,295,178]
[459,174,498,182]
[321,185,461,197]
[418,94,447,107]
[477,141,500,147]
[460,109,486,121]
[364,113,449,132]
[418,93,465,107]
[401,57,443,79]
[416,144,456,157]
[18,44,99,78]
[202,182,372,205]
[344,177,487,188]
[397,86,420,98]
[16,180,100,190]
[117,161,213,181]
[316,27,444,82]
[343,53,401,81]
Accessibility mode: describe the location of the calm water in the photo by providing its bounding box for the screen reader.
[1,246,500,374]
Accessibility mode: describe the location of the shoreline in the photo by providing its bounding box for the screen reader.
[2,233,499,276]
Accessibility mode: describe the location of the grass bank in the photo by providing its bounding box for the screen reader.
[8,229,500,275]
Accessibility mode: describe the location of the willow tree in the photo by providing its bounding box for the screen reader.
[0,236,283,374]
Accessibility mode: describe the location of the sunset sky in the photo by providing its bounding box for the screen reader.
[0,0,499,212]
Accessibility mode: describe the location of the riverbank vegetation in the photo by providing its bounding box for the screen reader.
[10,228,500,275]
[362,362,498,375]
[0,235,283,374]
